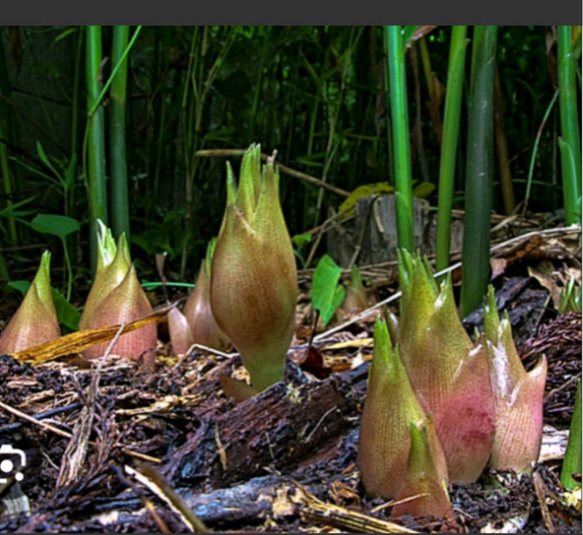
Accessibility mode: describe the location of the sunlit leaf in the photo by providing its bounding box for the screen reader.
[311,254,345,326]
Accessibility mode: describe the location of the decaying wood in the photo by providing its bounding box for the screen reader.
[167,374,360,490]
[327,195,450,267]
[89,474,305,529]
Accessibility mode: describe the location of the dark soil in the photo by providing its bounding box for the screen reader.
[0,274,581,533]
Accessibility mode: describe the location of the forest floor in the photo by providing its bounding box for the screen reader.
[0,222,581,533]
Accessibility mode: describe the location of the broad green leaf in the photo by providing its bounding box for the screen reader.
[31,214,80,239]
[311,254,345,326]
[7,280,30,295]
[51,288,81,332]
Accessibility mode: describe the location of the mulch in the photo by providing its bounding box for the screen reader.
[0,228,581,533]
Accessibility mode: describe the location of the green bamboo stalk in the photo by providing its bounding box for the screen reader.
[435,26,468,273]
[560,379,581,490]
[386,25,414,252]
[85,25,108,273]
[110,25,131,240]
[557,25,582,225]
[460,26,498,318]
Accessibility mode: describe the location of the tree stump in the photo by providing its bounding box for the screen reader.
[327,194,464,268]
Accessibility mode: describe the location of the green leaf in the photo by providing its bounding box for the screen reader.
[53,27,79,44]
[402,26,420,48]
[292,233,312,248]
[0,196,37,218]
[7,280,30,296]
[339,182,396,217]
[36,141,64,185]
[311,254,345,326]
[51,288,81,332]
[31,214,80,239]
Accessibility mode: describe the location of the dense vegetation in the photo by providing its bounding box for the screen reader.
[0,26,580,303]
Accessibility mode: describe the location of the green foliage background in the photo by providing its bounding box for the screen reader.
[0,26,579,295]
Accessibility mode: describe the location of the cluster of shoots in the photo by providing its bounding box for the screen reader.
[2,145,298,394]
[0,147,565,523]
[0,221,157,363]
[168,238,230,355]
[358,251,547,520]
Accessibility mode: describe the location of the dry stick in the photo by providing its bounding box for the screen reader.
[0,398,161,464]
[313,225,581,343]
[194,148,350,198]
[295,481,417,534]
[113,464,172,533]
[57,319,125,487]
[56,359,101,488]
[125,463,210,533]
[0,402,83,433]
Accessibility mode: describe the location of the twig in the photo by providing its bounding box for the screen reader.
[294,481,416,533]
[0,402,82,433]
[0,398,161,464]
[195,148,350,197]
[305,406,337,443]
[533,471,556,533]
[125,462,210,533]
[56,363,100,488]
[113,465,172,534]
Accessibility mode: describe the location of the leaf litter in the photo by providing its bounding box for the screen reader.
[0,225,581,533]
